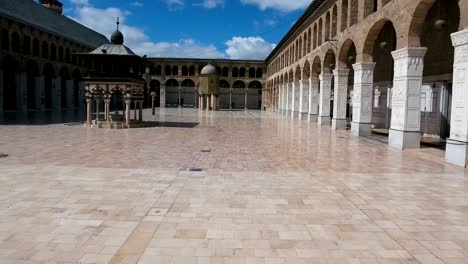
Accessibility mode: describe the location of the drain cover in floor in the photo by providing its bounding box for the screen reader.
[201,150,211,153]
[0,154,8,158]
[189,167,203,172]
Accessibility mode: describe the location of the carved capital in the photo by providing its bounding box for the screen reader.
[451,29,468,47]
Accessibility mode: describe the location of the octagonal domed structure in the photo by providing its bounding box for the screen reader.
[200,64,217,75]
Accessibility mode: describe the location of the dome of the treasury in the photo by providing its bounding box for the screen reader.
[200,64,218,75]
[111,29,124,45]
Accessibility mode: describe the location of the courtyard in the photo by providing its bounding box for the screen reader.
[0,109,466,263]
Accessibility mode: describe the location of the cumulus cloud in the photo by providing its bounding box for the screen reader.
[240,0,310,12]
[201,0,224,8]
[226,37,276,60]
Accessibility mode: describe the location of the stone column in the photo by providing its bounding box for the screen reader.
[286,83,291,114]
[79,81,85,110]
[389,47,427,149]
[104,99,110,121]
[134,101,137,120]
[291,81,296,118]
[299,79,309,119]
[52,78,61,110]
[35,76,45,112]
[160,85,166,108]
[125,99,131,126]
[66,80,74,109]
[139,100,143,122]
[0,70,3,113]
[332,69,349,130]
[279,84,283,112]
[207,95,211,111]
[15,72,27,112]
[446,30,468,167]
[318,73,333,126]
[229,90,233,110]
[86,98,92,126]
[178,86,182,108]
[95,98,101,120]
[351,62,375,136]
[308,77,319,121]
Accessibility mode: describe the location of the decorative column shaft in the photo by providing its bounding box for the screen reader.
[299,79,309,119]
[446,29,468,167]
[125,100,131,126]
[95,98,101,121]
[351,62,375,136]
[332,69,350,130]
[229,90,233,110]
[86,99,92,126]
[139,100,143,122]
[286,83,291,113]
[389,47,427,149]
[308,77,319,121]
[291,81,297,118]
[104,99,111,121]
[160,85,166,108]
[318,73,333,126]
[244,90,248,110]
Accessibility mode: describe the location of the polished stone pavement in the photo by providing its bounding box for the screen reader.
[0,109,466,264]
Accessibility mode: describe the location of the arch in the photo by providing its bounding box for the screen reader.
[33,38,39,56]
[154,65,162,75]
[42,41,49,59]
[58,46,64,61]
[189,66,195,76]
[288,69,294,83]
[220,80,230,88]
[350,0,358,26]
[1,29,9,50]
[307,28,312,53]
[362,19,397,62]
[364,0,378,18]
[294,65,301,81]
[341,0,349,32]
[50,44,57,61]
[323,49,336,74]
[165,78,179,87]
[312,56,322,78]
[233,80,246,88]
[172,65,178,76]
[318,18,323,46]
[43,63,56,110]
[165,65,171,75]
[303,33,308,55]
[181,79,195,87]
[216,66,222,75]
[325,12,331,41]
[222,67,228,77]
[25,60,39,110]
[182,66,189,76]
[232,67,239,77]
[332,5,338,38]
[249,67,256,78]
[338,39,357,69]
[3,56,18,111]
[371,21,397,83]
[59,67,70,109]
[299,37,303,58]
[65,48,71,62]
[248,81,262,89]
[11,32,20,53]
[256,68,263,78]
[239,67,246,78]
[313,24,318,50]
[420,0,460,77]
[72,69,81,108]
[303,60,311,79]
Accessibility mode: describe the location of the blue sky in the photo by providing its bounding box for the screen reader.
[60,0,311,59]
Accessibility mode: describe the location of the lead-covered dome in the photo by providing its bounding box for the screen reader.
[200,64,217,75]
[111,30,124,45]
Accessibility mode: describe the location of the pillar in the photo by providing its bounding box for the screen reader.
[35,76,45,112]
[95,98,101,121]
[207,95,211,111]
[291,81,296,118]
[229,90,233,110]
[308,77,319,121]
[351,62,375,136]
[178,86,182,108]
[286,83,291,114]
[52,78,61,110]
[279,84,283,112]
[79,81,85,110]
[389,47,427,149]
[244,90,248,110]
[15,72,27,112]
[66,80,74,109]
[86,98,92,126]
[318,73,333,126]
[299,79,309,119]
[160,85,166,108]
[0,70,3,113]
[104,99,110,121]
[332,69,349,130]
[446,30,468,167]
[125,99,131,126]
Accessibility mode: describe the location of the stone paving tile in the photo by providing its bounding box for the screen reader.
[0,109,466,263]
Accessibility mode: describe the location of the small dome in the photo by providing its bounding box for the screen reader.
[200,64,218,75]
[111,30,124,45]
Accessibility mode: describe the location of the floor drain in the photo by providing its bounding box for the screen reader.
[201,150,211,153]
[0,154,8,158]
[189,168,203,172]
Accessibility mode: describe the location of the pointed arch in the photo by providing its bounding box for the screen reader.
[341,0,348,32]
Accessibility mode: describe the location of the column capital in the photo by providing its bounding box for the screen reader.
[319,73,333,81]
[333,69,350,76]
[352,62,376,71]
[391,47,427,60]
[451,29,468,47]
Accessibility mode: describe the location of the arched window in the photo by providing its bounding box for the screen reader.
[303,34,307,55]
[307,28,311,53]
[42,41,49,59]
[23,35,31,54]
[256,68,263,78]
[350,0,358,26]
[232,67,239,77]
[222,67,228,77]
[50,44,57,60]
[239,67,246,77]
[1,29,9,50]
[313,24,318,49]
[65,48,71,62]
[325,12,331,41]
[318,19,323,46]
[11,32,20,53]
[341,0,348,31]
[58,47,64,61]
[332,5,338,37]
[165,65,171,75]
[249,67,255,78]
[172,65,178,76]
[33,38,39,56]
[364,0,377,17]
[189,66,195,76]
[182,66,188,76]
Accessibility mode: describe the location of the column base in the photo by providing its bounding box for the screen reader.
[332,118,347,130]
[299,113,308,120]
[445,139,468,168]
[308,114,318,122]
[351,122,372,137]
[318,116,330,126]
[291,111,300,118]
[388,129,420,149]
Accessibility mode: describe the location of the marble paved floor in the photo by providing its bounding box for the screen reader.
[0,108,466,264]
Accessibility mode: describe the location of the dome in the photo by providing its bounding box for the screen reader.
[200,64,218,75]
[111,30,124,45]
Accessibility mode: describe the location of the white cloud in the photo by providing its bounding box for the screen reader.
[240,0,310,12]
[225,36,276,60]
[165,0,184,11]
[67,2,224,58]
[202,0,224,8]
[130,1,144,7]
[69,0,89,5]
